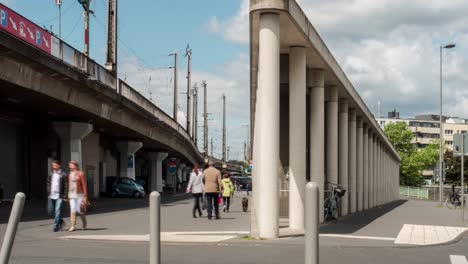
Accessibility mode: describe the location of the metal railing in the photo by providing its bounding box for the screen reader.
[400,186,429,200]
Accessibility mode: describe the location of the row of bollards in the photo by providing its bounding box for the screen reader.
[148,184,319,264]
[305,182,319,264]
[0,192,25,264]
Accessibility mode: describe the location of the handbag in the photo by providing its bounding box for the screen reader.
[201,194,207,210]
[80,198,92,212]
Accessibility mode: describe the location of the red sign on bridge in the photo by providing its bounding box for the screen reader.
[0,4,52,54]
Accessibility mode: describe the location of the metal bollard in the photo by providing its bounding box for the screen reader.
[149,191,161,264]
[305,182,319,264]
[0,192,26,264]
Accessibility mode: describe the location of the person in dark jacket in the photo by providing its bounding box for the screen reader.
[47,160,68,232]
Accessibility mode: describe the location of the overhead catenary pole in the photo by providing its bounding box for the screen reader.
[203,81,208,156]
[105,0,117,76]
[222,94,226,162]
[55,0,62,39]
[462,135,465,221]
[192,83,198,148]
[185,45,192,136]
[210,137,214,158]
[82,0,91,57]
[170,50,178,122]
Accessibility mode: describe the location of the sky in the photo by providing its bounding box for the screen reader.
[2,0,468,160]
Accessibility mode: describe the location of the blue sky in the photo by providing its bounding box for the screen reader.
[1,0,251,160]
[3,0,468,160]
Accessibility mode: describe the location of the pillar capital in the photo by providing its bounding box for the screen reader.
[53,122,93,140]
[326,85,338,102]
[339,99,348,113]
[116,141,143,154]
[148,152,168,162]
[306,68,325,88]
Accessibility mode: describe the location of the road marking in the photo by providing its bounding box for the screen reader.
[395,224,468,245]
[60,231,249,243]
[319,234,395,241]
[450,255,468,264]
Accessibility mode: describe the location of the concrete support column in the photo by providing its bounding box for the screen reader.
[348,108,357,214]
[373,138,378,207]
[53,122,93,167]
[148,152,168,192]
[255,13,280,239]
[183,167,191,182]
[326,86,339,187]
[338,99,349,216]
[363,125,369,210]
[288,46,307,231]
[177,163,186,183]
[369,133,374,208]
[377,141,381,206]
[308,68,325,223]
[356,117,363,212]
[116,141,143,180]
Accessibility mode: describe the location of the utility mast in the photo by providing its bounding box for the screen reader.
[105,0,117,77]
[170,50,178,122]
[222,94,226,162]
[78,0,93,57]
[210,137,214,158]
[192,83,199,148]
[202,81,208,156]
[184,45,192,137]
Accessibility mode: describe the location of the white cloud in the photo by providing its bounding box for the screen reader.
[210,0,468,120]
[207,0,249,44]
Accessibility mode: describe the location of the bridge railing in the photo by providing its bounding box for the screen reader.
[119,81,195,149]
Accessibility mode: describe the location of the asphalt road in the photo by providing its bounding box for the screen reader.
[2,194,468,264]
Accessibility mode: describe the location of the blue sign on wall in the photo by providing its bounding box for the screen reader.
[0,9,8,28]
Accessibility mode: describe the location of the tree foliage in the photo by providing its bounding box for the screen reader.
[444,149,468,186]
[384,122,438,186]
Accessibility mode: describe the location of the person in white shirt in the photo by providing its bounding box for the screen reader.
[47,160,68,232]
[186,163,204,218]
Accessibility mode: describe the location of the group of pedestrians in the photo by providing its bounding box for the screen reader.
[186,160,234,220]
[47,160,88,232]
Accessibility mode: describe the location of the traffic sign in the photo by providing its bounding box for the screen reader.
[453,134,468,156]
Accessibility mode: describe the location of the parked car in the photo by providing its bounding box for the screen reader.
[107,177,146,198]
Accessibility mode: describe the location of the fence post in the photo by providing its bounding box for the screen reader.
[0,192,26,264]
[407,186,410,198]
[305,182,319,264]
[149,191,161,264]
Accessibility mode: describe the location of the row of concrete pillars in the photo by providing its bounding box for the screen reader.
[252,13,400,239]
[52,121,173,193]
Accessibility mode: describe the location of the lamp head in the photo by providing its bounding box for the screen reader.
[443,44,456,49]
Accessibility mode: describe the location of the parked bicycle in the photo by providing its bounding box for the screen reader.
[445,191,466,209]
[324,183,346,222]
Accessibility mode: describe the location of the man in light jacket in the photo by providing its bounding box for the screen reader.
[186,163,204,218]
[47,160,68,232]
[203,160,223,220]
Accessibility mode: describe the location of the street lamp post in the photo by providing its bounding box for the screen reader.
[439,43,456,207]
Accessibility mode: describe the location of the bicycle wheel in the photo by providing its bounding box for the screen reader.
[324,198,332,221]
[331,198,339,220]
[446,197,455,209]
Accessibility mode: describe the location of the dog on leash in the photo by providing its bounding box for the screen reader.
[242,197,249,212]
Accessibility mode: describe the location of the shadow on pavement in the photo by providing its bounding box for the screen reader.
[0,192,192,224]
[319,199,407,234]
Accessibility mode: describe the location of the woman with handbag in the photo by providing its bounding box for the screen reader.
[67,161,88,232]
[186,164,204,218]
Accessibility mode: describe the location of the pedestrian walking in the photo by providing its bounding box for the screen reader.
[67,161,88,232]
[186,163,204,218]
[222,174,234,212]
[47,160,68,232]
[246,182,251,196]
[203,160,223,220]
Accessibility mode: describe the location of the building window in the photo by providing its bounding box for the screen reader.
[462,130,467,134]
[446,141,453,146]
[445,129,453,135]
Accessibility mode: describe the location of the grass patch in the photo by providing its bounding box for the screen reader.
[241,235,266,240]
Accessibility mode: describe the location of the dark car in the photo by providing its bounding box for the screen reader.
[106,177,146,198]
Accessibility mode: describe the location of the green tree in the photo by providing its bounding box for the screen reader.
[384,122,438,186]
[384,122,415,156]
[444,149,468,186]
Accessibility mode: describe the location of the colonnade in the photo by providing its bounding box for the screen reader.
[253,13,400,239]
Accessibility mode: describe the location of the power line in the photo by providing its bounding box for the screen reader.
[63,13,82,40]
